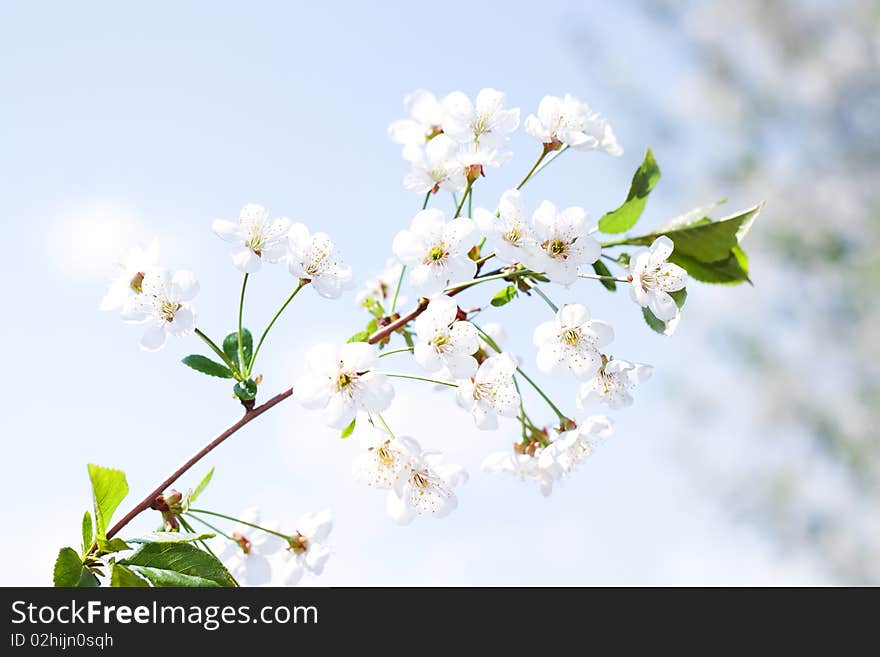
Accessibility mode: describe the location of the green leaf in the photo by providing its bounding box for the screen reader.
[340,417,356,439]
[490,285,518,307]
[53,547,100,588]
[403,331,415,349]
[347,331,369,343]
[181,355,234,379]
[641,307,666,334]
[81,511,93,554]
[120,542,237,587]
[222,329,253,370]
[233,378,258,401]
[190,467,214,504]
[599,148,661,234]
[126,531,215,544]
[110,563,150,587]
[97,537,131,554]
[668,250,750,285]
[88,464,129,540]
[591,261,617,291]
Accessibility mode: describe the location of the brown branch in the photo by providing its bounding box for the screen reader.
[102,387,294,543]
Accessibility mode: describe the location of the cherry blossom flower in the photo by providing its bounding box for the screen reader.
[442,88,520,150]
[629,236,688,321]
[212,204,291,274]
[100,239,161,311]
[537,415,614,479]
[530,201,601,285]
[352,427,416,489]
[273,509,333,586]
[215,507,286,587]
[356,258,405,308]
[295,342,394,429]
[576,356,653,410]
[287,223,353,299]
[402,134,467,194]
[456,352,521,429]
[532,304,614,380]
[120,268,199,351]
[391,209,477,296]
[481,449,557,497]
[524,94,623,156]
[385,439,468,525]
[388,90,445,149]
[473,189,538,265]
[413,295,480,378]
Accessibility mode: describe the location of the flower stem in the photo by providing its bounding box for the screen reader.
[248,279,307,375]
[377,346,414,358]
[515,368,567,422]
[385,372,458,388]
[445,268,529,294]
[516,148,549,190]
[390,268,406,315]
[578,272,630,283]
[237,273,249,376]
[188,508,293,541]
[375,412,396,439]
[422,191,431,210]
[185,513,232,541]
[195,328,241,379]
[530,284,559,312]
[454,181,472,218]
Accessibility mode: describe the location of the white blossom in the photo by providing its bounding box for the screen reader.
[402,134,466,194]
[356,258,405,308]
[442,88,520,150]
[524,94,622,155]
[392,209,477,296]
[100,239,161,311]
[537,416,614,479]
[473,189,538,265]
[352,427,415,489]
[530,201,601,285]
[215,507,286,587]
[287,223,353,299]
[295,342,394,429]
[413,295,479,378]
[456,352,521,430]
[629,236,688,321]
[120,269,199,351]
[532,304,614,380]
[212,204,291,274]
[273,509,333,586]
[481,449,557,497]
[388,90,445,148]
[457,145,512,177]
[576,357,653,410]
[385,438,468,525]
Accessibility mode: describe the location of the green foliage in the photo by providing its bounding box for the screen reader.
[181,355,234,379]
[190,467,215,503]
[223,329,253,371]
[110,563,149,587]
[87,464,128,540]
[233,378,258,402]
[599,148,661,234]
[630,203,763,285]
[347,331,369,343]
[97,537,131,555]
[120,542,237,587]
[341,417,356,439]
[81,511,93,554]
[53,547,99,588]
[490,285,518,307]
[592,260,617,291]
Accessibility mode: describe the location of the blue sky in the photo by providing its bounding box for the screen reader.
[0,1,823,584]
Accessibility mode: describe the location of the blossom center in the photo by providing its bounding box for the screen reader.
[336,370,357,391]
[544,238,569,259]
[431,331,451,352]
[504,225,523,245]
[425,244,448,265]
[159,300,182,322]
[129,272,145,294]
[561,328,581,346]
[288,533,309,555]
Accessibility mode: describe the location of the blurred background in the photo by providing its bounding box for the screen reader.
[1,0,876,585]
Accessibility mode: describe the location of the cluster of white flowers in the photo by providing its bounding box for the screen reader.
[215,507,333,586]
[99,86,695,567]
